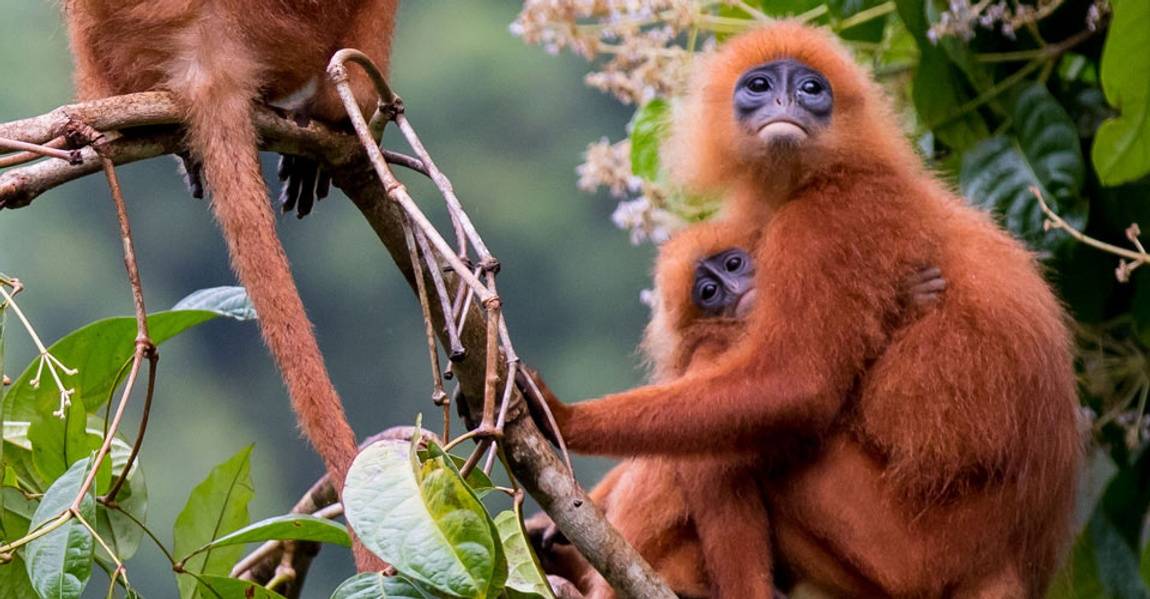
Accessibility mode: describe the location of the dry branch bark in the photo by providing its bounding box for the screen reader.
[0,92,674,599]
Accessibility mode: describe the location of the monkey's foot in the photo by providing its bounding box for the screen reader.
[277,154,331,218]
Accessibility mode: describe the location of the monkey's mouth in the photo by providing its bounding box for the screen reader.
[756,119,808,141]
[734,288,758,319]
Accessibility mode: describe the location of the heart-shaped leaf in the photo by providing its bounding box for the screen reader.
[173,446,254,599]
[494,509,555,599]
[960,84,1087,250]
[1091,0,1150,186]
[25,458,95,599]
[343,438,506,598]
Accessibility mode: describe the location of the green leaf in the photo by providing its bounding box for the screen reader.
[191,514,350,557]
[172,287,257,321]
[418,445,495,498]
[1091,0,1150,185]
[195,575,286,599]
[758,0,823,17]
[173,446,254,599]
[94,430,148,561]
[343,439,506,599]
[27,394,90,484]
[897,0,989,151]
[960,84,1087,250]
[5,311,226,421]
[330,572,439,599]
[829,0,887,43]
[1,485,35,541]
[1050,510,1150,599]
[494,510,555,599]
[628,99,670,182]
[25,458,95,599]
[0,556,36,599]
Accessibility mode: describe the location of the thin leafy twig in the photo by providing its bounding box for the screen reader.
[1032,186,1149,281]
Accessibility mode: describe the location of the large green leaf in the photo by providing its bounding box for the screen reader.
[960,84,1087,250]
[1091,0,1150,186]
[628,99,670,183]
[6,311,222,421]
[897,0,989,152]
[0,556,36,599]
[330,572,439,599]
[829,0,887,43]
[189,514,350,557]
[1050,510,1150,599]
[27,394,90,484]
[25,458,95,599]
[195,575,286,599]
[494,509,554,599]
[343,438,506,599]
[173,446,254,599]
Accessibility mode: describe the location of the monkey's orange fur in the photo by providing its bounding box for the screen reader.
[64,0,397,570]
[542,22,1081,597]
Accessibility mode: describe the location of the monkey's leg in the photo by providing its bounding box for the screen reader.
[676,456,774,599]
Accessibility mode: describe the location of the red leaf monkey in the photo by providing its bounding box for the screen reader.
[533,22,1081,597]
[63,0,398,568]
[529,224,944,598]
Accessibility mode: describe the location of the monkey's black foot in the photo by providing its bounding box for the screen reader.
[277,154,331,218]
[177,153,205,199]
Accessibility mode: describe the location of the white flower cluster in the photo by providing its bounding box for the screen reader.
[513,1,724,244]
[576,137,683,244]
[928,0,1104,43]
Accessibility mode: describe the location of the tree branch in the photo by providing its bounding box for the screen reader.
[0,92,673,599]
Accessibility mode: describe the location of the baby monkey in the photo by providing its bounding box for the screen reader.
[528,229,943,598]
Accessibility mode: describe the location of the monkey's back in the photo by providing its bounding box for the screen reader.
[855,181,1080,590]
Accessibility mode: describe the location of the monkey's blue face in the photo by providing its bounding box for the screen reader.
[733,59,833,146]
[693,248,756,318]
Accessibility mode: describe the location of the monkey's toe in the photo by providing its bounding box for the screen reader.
[277,154,331,218]
[177,153,205,199]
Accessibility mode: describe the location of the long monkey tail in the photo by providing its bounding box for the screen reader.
[175,37,360,496]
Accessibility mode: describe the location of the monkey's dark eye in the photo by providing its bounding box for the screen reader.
[799,79,824,95]
[724,256,743,272]
[700,282,719,301]
[746,76,770,93]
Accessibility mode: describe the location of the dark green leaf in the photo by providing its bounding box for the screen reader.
[1091,0,1150,185]
[960,84,1087,250]
[330,572,439,599]
[494,510,554,599]
[195,575,286,599]
[172,287,257,321]
[173,446,254,599]
[628,99,670,182]
[192,514,350,555]
[5,311,224,420]
[0,556,36,599]
[25,458,94,599]
[343,439,505,598]
[27,394,89,484]
[829,0,887,43]
[897,0,989,151]
[0,485,35,541]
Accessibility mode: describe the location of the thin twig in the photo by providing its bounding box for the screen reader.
[1032,186,1149,281]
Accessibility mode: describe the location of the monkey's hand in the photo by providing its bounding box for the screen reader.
[277,154,332,218]
[900,265,946,317]
[517,365,572,448]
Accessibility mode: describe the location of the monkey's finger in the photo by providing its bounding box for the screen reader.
[178,153,205,199]
[316,169,332,201]
[296,161,319,218]
[910,266,943,284]
[279,161,304,214]
[276,154,292,182]
[912,278,947,294]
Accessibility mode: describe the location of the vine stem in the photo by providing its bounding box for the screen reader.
[1032,186,1149,276]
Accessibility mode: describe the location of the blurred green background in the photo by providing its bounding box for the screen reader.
[0,2,650,595]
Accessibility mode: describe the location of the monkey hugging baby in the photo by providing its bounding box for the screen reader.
[526,21,1082,599]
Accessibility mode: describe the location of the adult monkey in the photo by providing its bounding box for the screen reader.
[530,22,1080,597]
[64,0,398,569]
[529,225,944,598]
